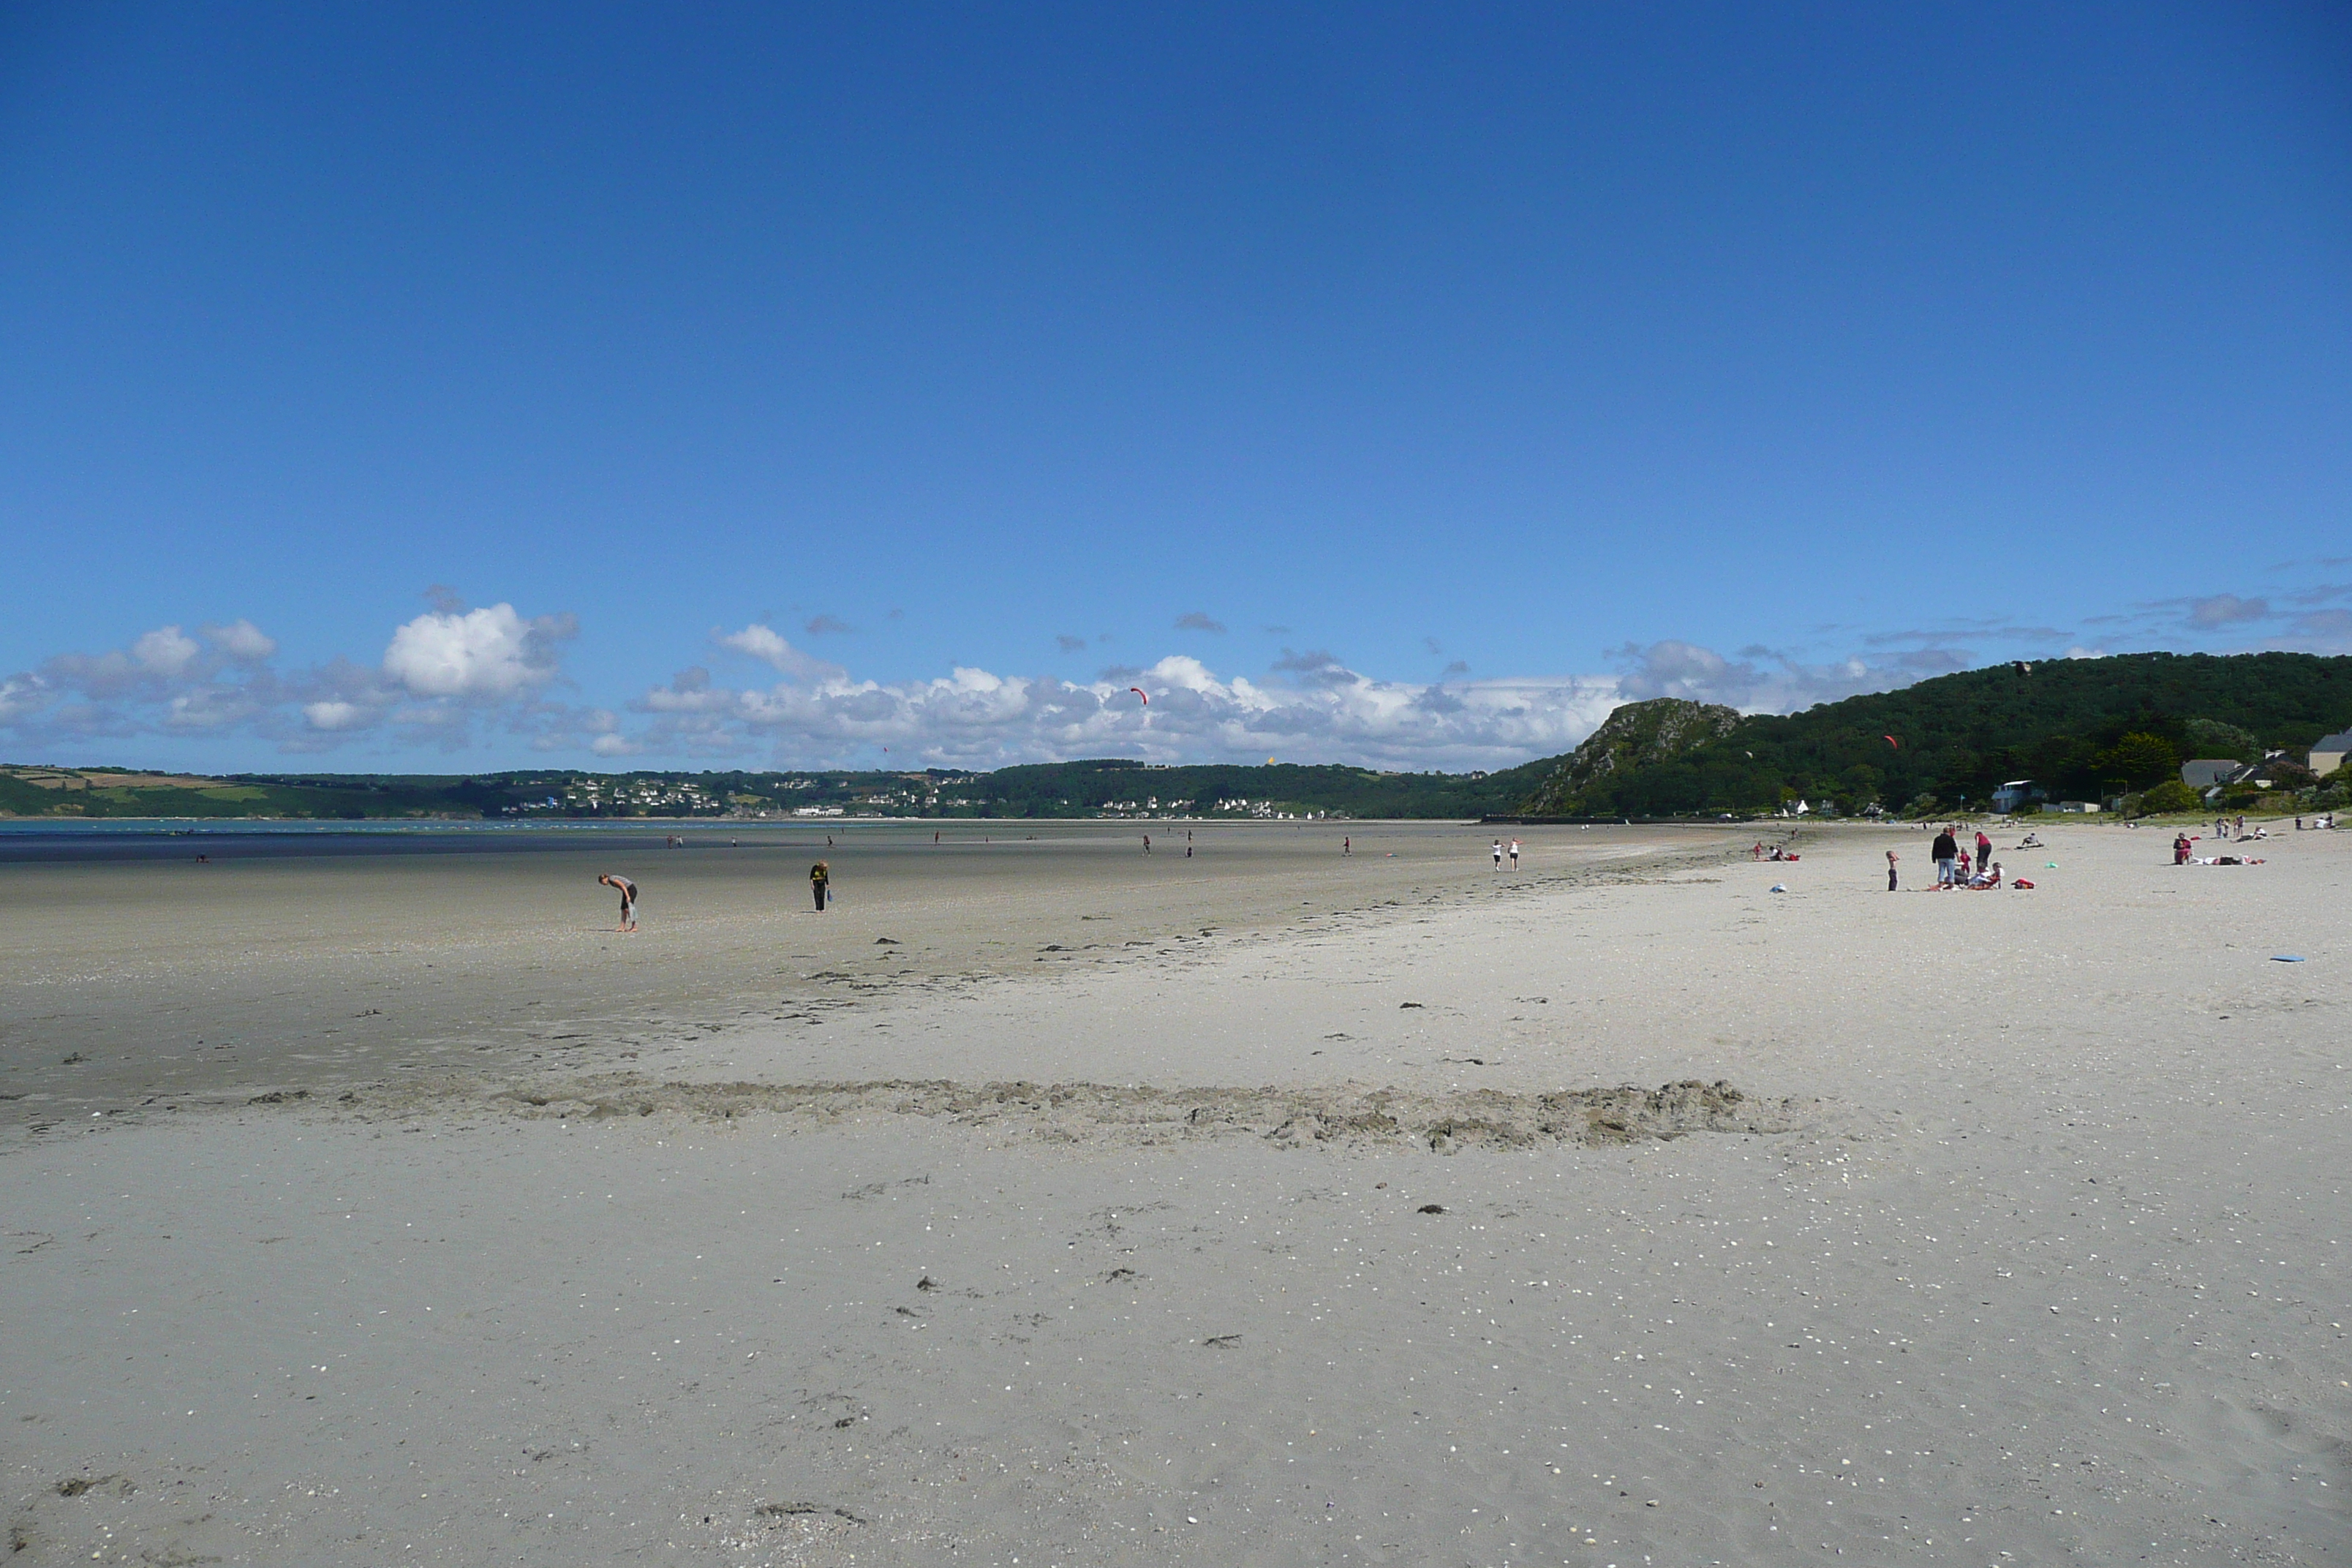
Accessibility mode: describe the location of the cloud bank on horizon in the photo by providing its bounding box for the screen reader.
[7,583,2349,774]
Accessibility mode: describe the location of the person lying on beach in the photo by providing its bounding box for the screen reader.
[598,873,638,932]
[1966,861,2002,889]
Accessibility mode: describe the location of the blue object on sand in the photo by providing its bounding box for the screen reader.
[1769,883,1787,893]
[2272,955,2304,962]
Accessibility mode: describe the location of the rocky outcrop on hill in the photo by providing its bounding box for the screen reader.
[1520,697,1743,815]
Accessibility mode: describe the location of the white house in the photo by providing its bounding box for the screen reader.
[1991,780,2041,813]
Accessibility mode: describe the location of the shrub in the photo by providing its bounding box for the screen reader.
[2137,780,2201,815]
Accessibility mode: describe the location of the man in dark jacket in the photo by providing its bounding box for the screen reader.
[1931,828,1959,888]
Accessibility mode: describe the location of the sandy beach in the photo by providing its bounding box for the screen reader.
[2,818,2345,1565]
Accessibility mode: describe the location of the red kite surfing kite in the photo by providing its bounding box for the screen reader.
[1129,687,1148,705]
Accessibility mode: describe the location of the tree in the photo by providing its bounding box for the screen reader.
[2183,717,2259,762]
[2137,780,2200,815]
[2097,732,2180,791]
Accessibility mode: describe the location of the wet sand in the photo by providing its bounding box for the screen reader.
[2,819,2347,1565]
[0,821,1683,1117]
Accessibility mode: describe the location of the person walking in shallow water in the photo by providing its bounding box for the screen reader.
[598,873,638,932]
[809,860,829,912]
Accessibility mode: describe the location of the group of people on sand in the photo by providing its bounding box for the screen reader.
[1904,824,2010,890]
[2174,831,2267,867]
[1489,838,1520,870]
[595,860,832,932]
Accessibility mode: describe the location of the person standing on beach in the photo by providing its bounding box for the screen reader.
[1142,834,1152,855]
[1508,838,1520,870]
[1975,829,1991,869]
[598,873,638,932]
[1931,826,1959,887]
[809,861,829,912]
[1343,837,1350,856]
[1886,849,1899,891]
[1490,839,1503,870]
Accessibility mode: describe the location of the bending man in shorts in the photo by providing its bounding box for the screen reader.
[598,873,638,932]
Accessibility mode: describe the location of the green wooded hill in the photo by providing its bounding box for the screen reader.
[9,652,2347,821]
[1526,652,2352,817]
[0,757,1553,821]
[0,765,480,819]
[980,757,1556,818]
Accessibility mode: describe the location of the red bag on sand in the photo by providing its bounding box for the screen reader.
[2012,879,2035,889]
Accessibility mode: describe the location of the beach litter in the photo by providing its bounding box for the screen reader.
[2272,955,2305,962]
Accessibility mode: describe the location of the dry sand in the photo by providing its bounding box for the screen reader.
[2,818,2346,1565]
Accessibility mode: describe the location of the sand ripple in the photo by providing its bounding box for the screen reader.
[454,1074,1823,1150]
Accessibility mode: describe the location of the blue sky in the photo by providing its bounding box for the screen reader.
[4,2,2348,772]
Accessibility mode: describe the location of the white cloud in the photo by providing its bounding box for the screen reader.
[165,687,260,731]
[715,623,843,681]
[303,700,369,731]
[0,603,578,755]
[382,604,576,698]
[203,619,278,661]
[589,732,635,756]
[41,625,214,699]
[2187,594,2270,628]
[132,625,202,677]
[625,652,1624,769]
[1607,639,1938,714]
[0,674,48,722]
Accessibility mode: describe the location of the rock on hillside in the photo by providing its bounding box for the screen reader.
[1521,697,1743,815]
